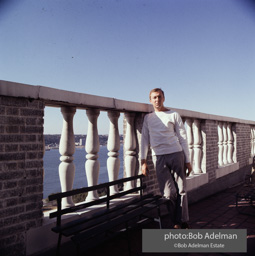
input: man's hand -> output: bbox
[141,159,149,176]
[186,162,192,176]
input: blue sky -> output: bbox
[1,0,255,134]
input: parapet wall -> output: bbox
[1,80,255,255]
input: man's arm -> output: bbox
[173,112,193,175]
[174,112,191,163]
[141,115,150,176]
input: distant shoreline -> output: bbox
[44,134,123,149]
[45,144,123,150]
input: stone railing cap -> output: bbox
[1,79,255,125]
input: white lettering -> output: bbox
[188,243,210,248]
[210,243,225,248]
[205,232,238,240]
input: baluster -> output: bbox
[193,119,202,173]
[227,123,234,164]
[124,112,136,190]
[251,128,254,157]
[85,109,100,201]
[185,119,194,172]
[253,127,255,156]
[107,111,120,195]
[59,106,76,207]
[223,122,228,165]
[218,122,223,166]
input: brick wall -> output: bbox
[201,119,219,182]
[234,123,251,168]
[0,96,44,256]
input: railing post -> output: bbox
[186,119,194,171]
[85,109,100,201]
[252,127,255,156]
[59,106,76,207]
[223,122,228,165]
[251,128,254,157]
[193,119,202,173]
[124,112,136,190]
[107,111,120,195]
[227,123,234,164]
[218,122,223,166]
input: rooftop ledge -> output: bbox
[1,79,255,124]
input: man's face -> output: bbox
[150,91,165,111]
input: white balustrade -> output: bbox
[107,111,120,195]
[218,122,224,166]
[185,119,194,170]
[222,123,228,165]
[59,106,76,207]
[85,109,100,201]
[227,123,234,164]
[193,119,202,173]
[124,113,136,190]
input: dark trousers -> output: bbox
[152,151,189,224]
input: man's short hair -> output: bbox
[149,88,165,99]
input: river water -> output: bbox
[43,145,123,199]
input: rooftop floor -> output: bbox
[39,183,255,256]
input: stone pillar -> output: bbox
[186,119,194,170]
[59,106,76,207]
[85,109,100,201]
[0,96,44,255]
[223,122,228,165]
[193,119,202,173]
[227,123,234,164]
[218,122,224,166]
[234,123,252,168]
[124,112,136,190]
[107,111,120,195]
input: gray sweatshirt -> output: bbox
[141,110,190,163]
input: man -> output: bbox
[141,88,192,229]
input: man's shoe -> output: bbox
[173,224,182,229]
[181,222,191,229]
